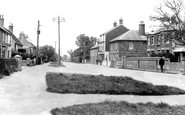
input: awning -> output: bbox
[173,46,185,52]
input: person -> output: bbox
[96,58,99,65]
[159,56,165,72]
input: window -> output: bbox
[115,43,118,50]
[147,37,150,45]
[151,36,154,45]
[157,35,160,44]
[129,42,134,50]
[161,35,165,44]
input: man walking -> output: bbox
[159,56,165,72]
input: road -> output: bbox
[0,62,185,115]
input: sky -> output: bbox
[0,0,160,55]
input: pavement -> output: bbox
[0,62,185,115]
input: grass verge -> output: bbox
[45,72,185,95]
[50,100,185,115]
[48,62,65,67]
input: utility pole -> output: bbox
[53,16,65,65]
[36,20,41,65]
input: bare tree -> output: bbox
[150,0,185,31]
[150,0,185,43]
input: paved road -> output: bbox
[0,62,185,115]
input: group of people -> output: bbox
[96,58,102,65]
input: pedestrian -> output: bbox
[159,56,165,72]
[96,58,98,65]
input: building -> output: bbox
[146,30,185,62]
[98,18,129,66]
[18,32,36,54]
[109,22,147,65]
[0,15,22,58]
[90,44,98,64]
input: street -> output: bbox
[1,62,185,115]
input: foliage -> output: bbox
[150,52,178,62]
[39,45,57,62]
[67,49,74,62]
[75,34,97,59]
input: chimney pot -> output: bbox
[119,18,123,25]
[113,21,117,27]
[9,23,13,32]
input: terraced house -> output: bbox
[98,18,129,66]
[0,15,22,58]
[147,30,185,62]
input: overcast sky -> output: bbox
[1,0,160,55]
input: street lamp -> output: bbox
[52,16,65,65]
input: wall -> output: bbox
[90,48,98,64]
[119,41,147,57]
[105,25,129,51]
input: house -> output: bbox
[109,22,147,66]
[0,15,23,58]
[90,44,98,64]
[146,30,185,62]
[98,18,129,66]
[18,32,36,54]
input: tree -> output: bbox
[150,0,185,30]
[67,49,74,62]
[39,45,57,62]
[150,0,185,44]
[75,34,96,60]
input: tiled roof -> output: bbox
[90,44,98,49]
[100,25,129,36]
[110,30,147,42]
[0,26,23,46]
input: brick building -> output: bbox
[147,30,185,62]
[98,18,129,66]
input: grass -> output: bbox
[45,72,185,95]
[50,100,185,115]
[48,62,65,67]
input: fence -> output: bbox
[111,57,185,73]
[0,58,18,75]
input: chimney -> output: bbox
[139,21,145,36]
[113,21,117,27]
[119,18,123,25]
[19,31,25,40]
[0,15,4,27]
[9,23,13,32]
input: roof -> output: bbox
[173,46,185,52]
[90,44,98,49]
[100,25,129,36]
[110,30,147,42]
[0,26,23,46]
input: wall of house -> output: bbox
[119,41,147,57]
[105,25,129,51]
[90,48,98,64]
[147,34,173,54]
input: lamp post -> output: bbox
[53,16,65,65]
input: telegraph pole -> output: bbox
[36,20,41,65]
[53,16,65,65]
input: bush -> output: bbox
[45,72,185,95]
